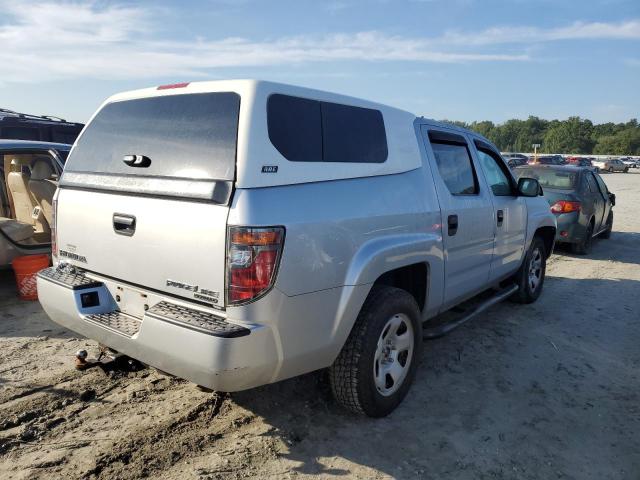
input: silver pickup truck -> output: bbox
[37,80,556,417]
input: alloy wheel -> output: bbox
[374,313,414,397]
[528,247,543,292]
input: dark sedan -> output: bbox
[515,165,615,254]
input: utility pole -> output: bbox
[532,143,541,162]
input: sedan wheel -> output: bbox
[572,222,594,255]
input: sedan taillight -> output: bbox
[550,200,581,214]
[226,226,285,306]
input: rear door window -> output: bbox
[1,127,40,140]
[593,173,609,196]
[51,127,82,144]
[66,92,240,181]
[584,173,598,193]
[428,131,479,195]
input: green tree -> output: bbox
[441,116,639,155]
[543,117,595,154]
[594,128,640,155]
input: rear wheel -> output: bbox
[511,236,546,304]
[624,167,629,173]
[329,286,422,417]
[572,221,594,255]
[600,212,613,239]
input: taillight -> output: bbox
[550,200,581,214]
[226,226,285,305]
[51,190,59,264]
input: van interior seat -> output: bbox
[0,217,34,243]
[29,160,57,226]
[7,158,50,233]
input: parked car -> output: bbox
[505,157,528,169]
[0,140,69,266]
[574,158,599,172]
[620,157,638,169]
[502,153,529,168]
[528,155,565,165]
[592,158,628,173]
[565,156,596,169]
[37,80,556,417]
[0,108,84,144]
[514,165,614,254]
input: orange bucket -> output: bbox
[11,254,50,301]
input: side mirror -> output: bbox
[517,177,541,197]
[609,192,616,206]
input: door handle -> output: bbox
[448,214,458,236]
[497,210,504,227]
[113,213,136,236]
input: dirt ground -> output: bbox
[1,172,639,480]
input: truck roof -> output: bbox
[106,79,416,118]
[86,79,425,188]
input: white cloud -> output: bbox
[439,20,640,46]
[0,1,638,83]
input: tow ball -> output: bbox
[74,346,142,372]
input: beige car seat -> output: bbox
[29,160,57,226]
[7,159,50,233]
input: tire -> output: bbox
[600,211,613,239]
[608,167,614,173]
[572,221,594,255]
[624,168,629,173]
[511,236,547,304]
[329,285,422,417]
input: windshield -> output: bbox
[65,92,240,181]
[516,168,578,190]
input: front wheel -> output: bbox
[329,286,422,417]
[608,167,614,173]
[511,236,547,304]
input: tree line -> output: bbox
[444,117,640,155]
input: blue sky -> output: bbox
[1,0,639,124]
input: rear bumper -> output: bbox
[37,268,279,391]
[553,213,586,244]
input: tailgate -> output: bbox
[54,90,242,308]
[56,188,228,307]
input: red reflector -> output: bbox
[560,231,569,237]
[157,82,190,90]
[550,201,580,214]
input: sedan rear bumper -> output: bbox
[554,212,587,244]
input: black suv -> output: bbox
[0,108,84,144]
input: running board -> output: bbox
[423,284,519,339]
